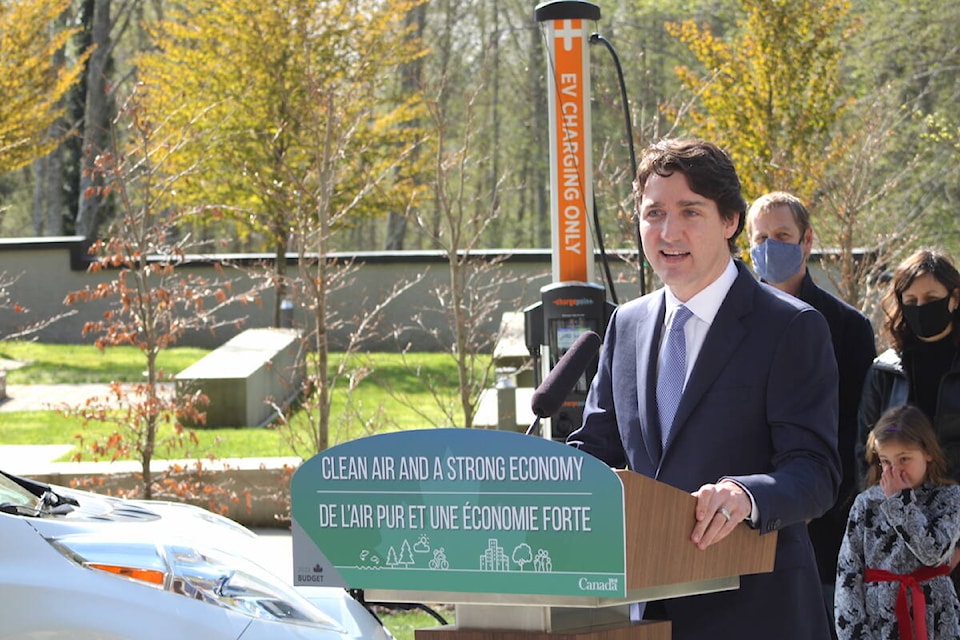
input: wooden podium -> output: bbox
[290,430,777,640]
[390,470,778,640]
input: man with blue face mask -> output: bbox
[747,191,877,639]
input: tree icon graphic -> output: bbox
[398,539,415,567]
[512,543,533,571]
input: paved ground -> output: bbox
[0,382,175,413]
[0,384,109,470]
[0,444,75,473]
[1,383,98,412]
[0,383,152,470]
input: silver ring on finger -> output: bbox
[718,506,732,522]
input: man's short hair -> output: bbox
[747,191,811,238]
[634,138,747,253]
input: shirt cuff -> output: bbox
[722,477,759,527]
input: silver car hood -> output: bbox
[27,483,261,556]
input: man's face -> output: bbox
[638,171,738,302]
[748,203,809,253]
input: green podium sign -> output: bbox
[291,429,626,598]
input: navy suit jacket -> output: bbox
[569,261,840,640]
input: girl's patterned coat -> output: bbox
[835,483,960,639]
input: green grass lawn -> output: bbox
[0,342,210,384]
[376,605,454,640]
[0,341,481,462]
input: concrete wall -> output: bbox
[0,236,850,352]
[0,237,645,351]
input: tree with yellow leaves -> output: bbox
[665,2,960,309]
[137,0,426,322]
[0,0,89,174]
[137,0,428,453]
[666,0,855,202]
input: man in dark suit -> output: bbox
[747,191,876,638]
[568,139,840,640]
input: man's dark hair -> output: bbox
[634,138,747,253]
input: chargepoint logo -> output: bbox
[578,577,619,592]
[553,297,595,308]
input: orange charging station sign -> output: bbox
[545,18,594,284]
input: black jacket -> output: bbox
[856,346,960,484]
[797,271,876,585]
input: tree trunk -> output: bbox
[384,211,407,251]
[31,6,70,237]
[45,148,65,236]
[273,237,287,327]
[384,3,427,251]
[31,146,66,237]
[32,158,45,236]
[76,0,111,239]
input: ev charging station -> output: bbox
[525,1,616,442]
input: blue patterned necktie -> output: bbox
[657,305,693,447]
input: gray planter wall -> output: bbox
[0,237,644,351]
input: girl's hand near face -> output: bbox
[879,462,911,497]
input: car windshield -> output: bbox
[0,472,42,513]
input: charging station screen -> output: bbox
[551,319,597,356]
[556,325,591,352]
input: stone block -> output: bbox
[176,328,304,428]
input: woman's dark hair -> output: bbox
[633,138,747,254]
[864,404,953,487]
[882,249,960,351]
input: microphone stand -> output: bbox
[525,416,542,437]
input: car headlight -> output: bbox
[48,535,344,631]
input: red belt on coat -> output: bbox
[864,564,951,640]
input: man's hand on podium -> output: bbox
[690,480,752,550]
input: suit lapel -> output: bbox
[660,266,753,462]
[635,292,666,470]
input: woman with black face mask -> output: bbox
[855,249,960,487]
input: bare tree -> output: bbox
[269,81,425,455]
[399,85,525,429]
[62,84,263,500]
[813,85,960,316]
[31,5,69,237]
[384,2,427,251]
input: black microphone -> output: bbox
[527,330,601,435]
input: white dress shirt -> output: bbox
[658,259,738,388]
